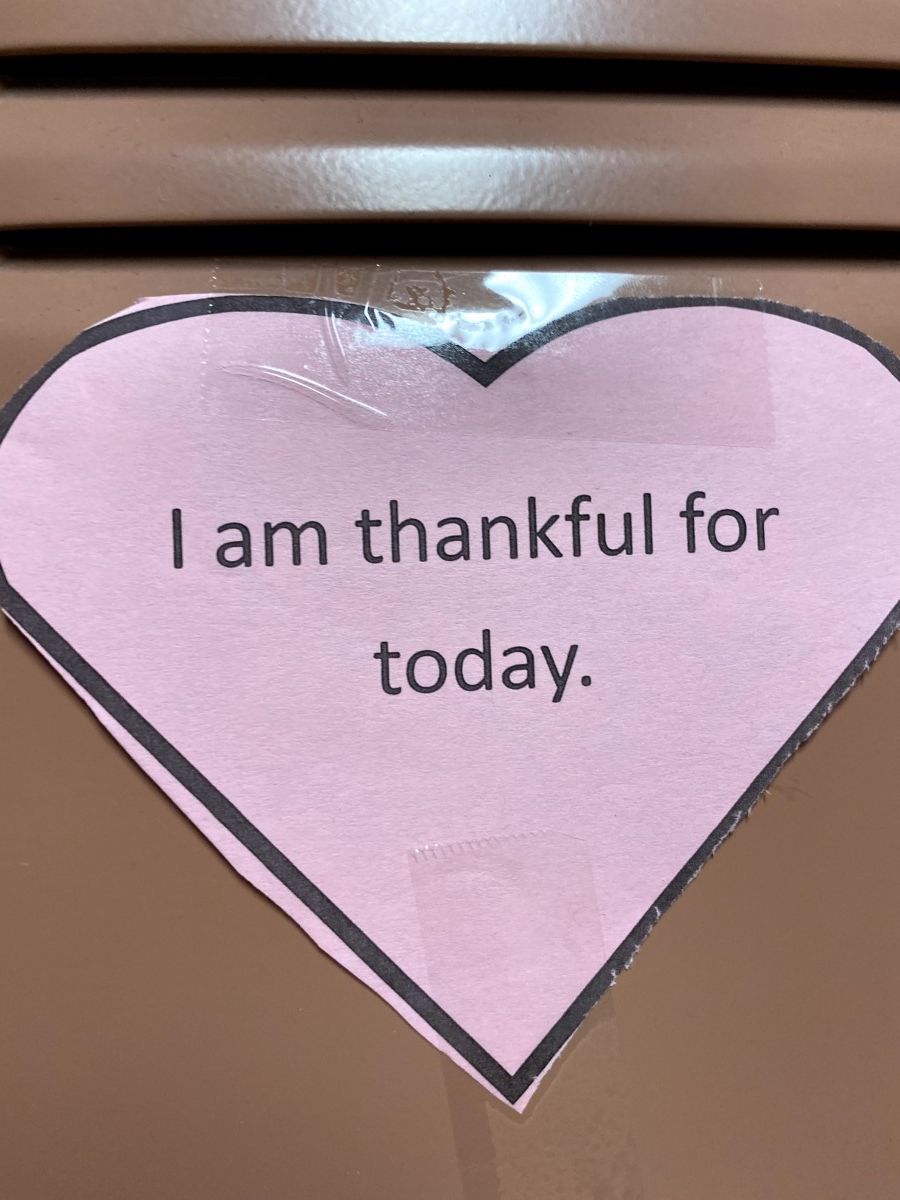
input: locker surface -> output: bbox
[2,92,900,229]
[3,0,900,66]
[2,258,900,1200]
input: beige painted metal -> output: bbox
[1,92,900,229]
[2,0,900,66]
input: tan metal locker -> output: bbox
[2,0,900,64]
[2,13,900,1200]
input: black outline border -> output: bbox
[2,294,898,1103]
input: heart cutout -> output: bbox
[2,295,899,1105]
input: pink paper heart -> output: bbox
[1,295,898,1105]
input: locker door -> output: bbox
[2,21,900,1200]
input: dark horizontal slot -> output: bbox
[3,221,900,261]
[3,51,900,102]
